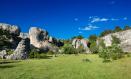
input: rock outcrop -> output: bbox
[6,38,30,60]
[0,23,20,36]
[29,27,61,52]
[19,32,29,39]
[101,29,131,52]
[0,23,21,49]
[72,39,91,53]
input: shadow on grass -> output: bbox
[103,60,111,63]
[30,55,53,59]
[0,60,21,64]
[82,58,92,63]
[0,65,15,68]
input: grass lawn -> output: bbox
[0,54,131,79]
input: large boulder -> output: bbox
[101,29,131,52]
[6,38,30,60]
[72,39,91,53]
[29,27,59,52]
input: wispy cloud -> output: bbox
[78,16,128,31]
[89,16,127,23]
[90,17,109,23]
[79,24,99,31]
[79,31,82,33]
[123,17,128,20]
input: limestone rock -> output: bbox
[6,38,30,60]
[0,50,7,59]
[0,23,20,36]
[19,32,29,39]
[101,29,131,52]
[72,39,91,53]
[29,27,60,52]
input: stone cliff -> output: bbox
[101,29,131,52]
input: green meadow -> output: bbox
[0,54,131,79]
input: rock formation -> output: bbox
[0,23,21,49]
[0,50,7,59]
[101,29,131,52]
[29,27,62,52]
[6,38,30,60]
[0,23,20,36]
[19,32,29,39]
[72,39,91,53]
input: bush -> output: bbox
[89,42,99,54]
[61,44,78,54]
[99,44,124,61]
[98,36,124,61]
[6,49,14,55]
[29,48,49,59]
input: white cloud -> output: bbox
[123,17,128,20]
[74,18,79,21]
[89,16,128,23]
[79,31,82,33]
[79,24,99,31]
[90,17,109,23]
[111,18,119,21]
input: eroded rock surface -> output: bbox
[6,38,30,60]
[72,39,91,53]
[101,29,131,52]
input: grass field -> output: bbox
[0,54,131,79]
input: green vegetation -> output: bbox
[61,44,79,54]
[0,29,12,49]
[114,26,122,32]
[98,36,124,62]
[0,54,131,79]
[99,26,131,37]
[71,35,84,39]
[100,30,113,37]
[88,35,99,53]
[124,25,131,30]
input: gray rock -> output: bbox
[72,39,91,53]
[19,32,29,39]
[29,27,59,52]
[0,50,7,59]
[0,23,20,36]
[101,29,131,52]
[6,38,30,60]
[0,23,21,49]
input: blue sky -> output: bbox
[0,0,131,39]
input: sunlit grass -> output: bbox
[0,54,131,79]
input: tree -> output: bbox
[114,26,122,32]
[99,30,113,37]
[88,34,97,43]
[124,26,131,30]
[88,35,98,53]
[72,35,84,39]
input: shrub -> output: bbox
[99,30,113,37]
[89,42,99,54]
[111,35,120,44]
[6,49,14,55]
[124,26,131,30]
[98,36,124,61]
[114,26,122,32]
[61,44,78,54]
